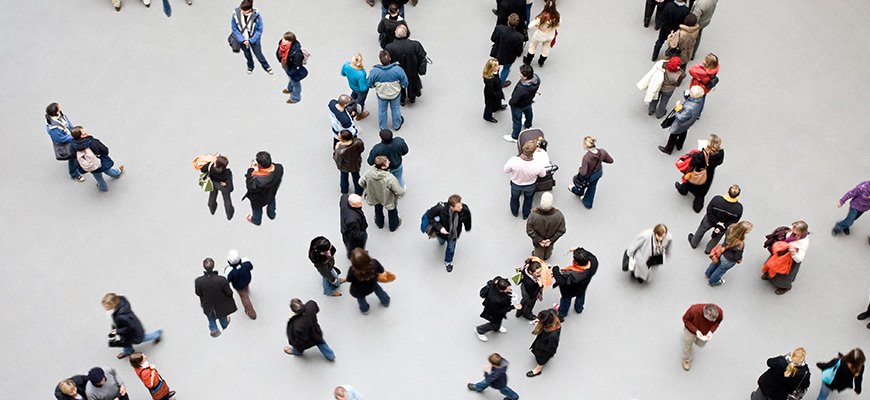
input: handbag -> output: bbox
[661,108,676,128]
[683,151,709,185]
[377,271,396,283]
[787,370,809,400]
[418,56,432,76]
[228,34,241,53]
[708,244,728,263]
[622,251,636,271]
[646,236,664,267]
[53,141,73,160]
[198,171,214,192]
[821,360,841,385]
[510,267,523,285]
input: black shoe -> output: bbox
[676,145,683,151]
[858,312,870,320]
[526,370,542,377]
[499,104,507,110]
[167,391,176,398]
[522,53,534,66]
[636,277,644,284]
[537,56,547,67]
[658,146,672,155]
[484,117,498,123]
[409,97,416,104]
[688,233,698,249]
[866,321,870,329]
[832,228,839,236]
[844,228,851,235]
[446,263,453,272]
[400,99,406,106]
[491,8,497,15]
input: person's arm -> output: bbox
[854,365,863,394]
[526,217,545,243]
[399,139,409,156]
[349,221,367,242]
[357,71,369,91]
[223,280,234,297]
[551,213,567,242]
[399,69,409,88]
[490,26,499,44]
[682,307,699,333]
[463,206,472,231]
[108,367,124,387]
[626,231,647,258]
[358,174,367,190]
[46,125,72,143]
[503,158,515,174]
[226,169,234,192]
[601,149,614,164]
[391,176,405,197]
[577,154,590,176]
[839,183,865,206]
[231,13,245,43]
[250,14,263,43]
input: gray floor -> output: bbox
[3,0,870,399]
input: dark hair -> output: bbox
[507,13,520,28]
[844,348,866,376]
[239,0,253,11]
[488,353,503,366]
[203,257,215,271]
[71,126,84,140]
[214,155,229,171]
[572,248,590,265]
[256,151,272,168]
[290,298,304,314]
[683,13,697,27]
[494,277,510,291]
[350,248,376,281]
[447,194,462,207]
[728,185,741,198]
[525,258,541,272]
[388,3,398,13]
[283,31,296,42]
[374,155,389,169]
[339,129,354,141]
[45,102,60,123]
[519,64,534,79]
[379,50,392,65]
[129,352,145,368]
[308,236,333,263]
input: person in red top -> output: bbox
[129,352,175,400]
[688,53,719,118]
[681,303,722,371]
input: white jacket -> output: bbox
[636,60,666,104]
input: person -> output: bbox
[643,0,673,29]
[341,54,372,119]
[624,224,673,284]
[194,257,237,338]
[377,4,408,49]
[646,57,686,118]
[283,299,335,361]
[380,0,408,18]
[333,385,363,400]
[276,31,307,104]
[516,257,548,320]
[200,154,234,220]
[44,103,85,182]
[688,184,743,253]
[490,13,525,88]
[526,192,566,260]
[689,0,717,59]
[466,353,520,400]
[70,126,124,192]
[688,53,719,117]
[476,276,520,341]
[367,50,408,130]
[346,248,390,314]
[762,221,810,295]
[681,303,723,371]
[85,367,127,400]
[359,155,405,231]
[231,0,273,75]
[657,85,704,155]
[482,58,507,123]
[504,64,540,143]
[129,353,175,400]
[504,140,546,219]
[308,236,343,297]
[340,194,369,259]
[815,349,865,400]
[751,348,811,400]
[224,249,256,319]
[426,194,472,272]
[526,308,561,377]
[101,293,162,359]
[832,180,870,236]
[665,14,699,67]
[242,151,284,225]
[675,134,725,212]
[55,375,88,400]
[524,1,560,67]
[496,0,527,37]
[367,129,408,188]
[328,95,361,147]
[652,0,689,61]
[704,220,753,287]
[385,24,427,105]
[552,247,599,320]
[334,130,365,195]
[568,136,614,208]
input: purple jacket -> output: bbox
[841,181,870,212]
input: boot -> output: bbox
[537,56,547,67]
[522,53,534,66]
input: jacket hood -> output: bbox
[373,62,400,70]
[520,74,540,89]
[115,296,132,315]
[368,168,391,180]
[72,136,92,150]
[680,24,700,34]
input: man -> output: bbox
[85,367,127,400]
[503,64,539,143]
[334,130,365,195]
[367,50,408,131]
[690,0,717,59]
[340,194,369,259]
[681,303,723,371]
[651,0,689,61]
[195,258,238,338]
[55,375,88,400]
[377,3,408,49]
[243,151,284,225]
[333,385,363,400]
[490,13,525,87]
[832,180,870,236]
[380,0,408,18]
[385,25,427,105]
[231,0,273,75]
[658,85,704,154]
[367,129,409,188]
[496,0,527,36]
[688,185,743,254]
[643,0,673,29]
[552,247,598,320]
[284,299,335,361]
[359,156,405,232]
[426,194,472,272]
[70,126,124,192]
[526,192,566,260]
[224,249,256,320]
[44,103,85,182]
[328,95,361,147]
[504,140,546,219]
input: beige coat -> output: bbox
[667,24,700,65]
[359,167,404,210]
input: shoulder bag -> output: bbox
[787,370,809,400]
[646,236,664,267]
[377,271,396,283]
[683,151,708,185]
[661,108,676,128]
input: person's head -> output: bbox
[519,64,534,80]
[289,298,304,314]
[255,151,272,169]
[337,94,353,108]
[350,248,375,280]
[379,129,394,144]
[379,50,392,66]
[214,155,229,172]
[494,277,511,292]
[129,352,146,368]
[703,304,719,321]
[844,348,866,376]
[583,136,596,151]
[725,221,753,247]
[488,353,503,367]
[70,126,85,140]
[791,220,809,236]
[507,13,520,28]
[395,24,408,39]
[283,31,296,44]
[704,53,719,70]
[525,258,542,274]
[226,249,240,266]
[653,224,668,242]
[351,53,364,69]
[448,194,463,212]
[388,3,399,15]
[683,13,697,27]
[483,58,500,79]
[308,236,332,260]
[521,140,537,158]
[58,379,78,396]
[572,248,591,266]
[45,102,61,123]
[538,1,560,25]
[339,129,354,142]
[374,155,390,170]
[666,56,681,72]
[87,367,106,386]
[539,192,553,211]
[239,0,253,12]
[689,85,705,99]
[784,347,807,378]
[706,134,722,154]
[532,309,556,334]
[727,184,741,198]
[334,386,348,400]
[102,293,119,311]
[348,193,363,208]
[536,137,548,151]
[203,257,215,272]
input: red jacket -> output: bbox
[682,303,723,334]
[134,366,171,400]
[689,63,720,94]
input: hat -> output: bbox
[379,129,394,143]
[226,249,240,266]
[87,367,105,385]
[539,192,553,211]
[666,57,681,72]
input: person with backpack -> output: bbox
[242,151,284,225]
[44,103,85,183]
[70,126,124,192]
[224,249,256,319]
[704,220,752,287]
[128,353,175,400]
[334,130,365,195]
[476,276,520,341]
[276,31,307,104]
[675,134,724,212]
[231,0,273,75]
[377,4,408,49]
[552,247,599,320]
[200,154,234,220]
[284,299,335,361]
[751,347,811,400]
[425,194,472,272]
[815,348,865,400]
[688,53,719,117]
[832,180,870,236]
[341,53,372,120]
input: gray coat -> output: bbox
[85,367,124,400]
[626,229,673,282]
[359,167,404,210]
[669,97,702,135]
[691,0,718,29]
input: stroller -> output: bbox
[516,128,559,192]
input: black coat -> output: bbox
[426,201,472,241]
[377,15,409,49]
[286,300,325,350]
[55,375,88,400]
[194,271,238,318]
[757,356,811,400]
[479,279,515,323]
[658,2,690,36]
[347,259,385,298]
[385,37,427,98]
[490,24,524,65]
[530,326,561,364]
[520,269,542,300]
[112,296,144,346]
[243,163,284,208]
[381,0,408,7]
[686,149,724,197]
[340,195,369,251]
[484,76,505,112]
[72,136,114,173]
[818,355,864,393]
[509,75,540,108]
[201,162,233,192]
[496,0,527,35]
[552,253,599,298]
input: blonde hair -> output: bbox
[583,136,596,149]
[784,347,806,378]
[704,53,719,70]
[59,379,76,395]
[791,220,809,236]
[725,221,753,247]
[483,58,499,79]
[706,134,722,153]
[102,293,119,309]
[351,53,363,68]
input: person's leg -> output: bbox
[540,39,552,57]
[542,244,554,260]
[207,311,219,332]
[652,33,667,61]
[697,95,706,118]
[476,320,500,334]
[67,159,81,179]
[558,297,570,318]
[339,171,350,194]
[373,283,391,306]
[524,2,532,27]
[374,204,385,229]
[682,328,695,363]
[581,174,601,209]
[218,315,229,329]
[522,105,533,128]
[644,0,656,27]
[377,97,388,130]
[250,206,263,225]
[389,97,403,129]
[161,0,171,16]
[532,245,546,259]
[692,191,706,213]
[390,164,404,189]
[691,29,703,60]
[316,340,336,360]
[661,133,679,153]
[356,89,369,112]
[141,329,162,343]
[500,386,520,400]
[648,97,659,116]
[675,131,687,150]
[290,79,302,103]
[521,183,536,219]
[510,106,523,139]
[352,171,363,195]
[322,275,335,295]
[266,200,276,220]
[704,227,726,254]
[237,286,256,318]
[220,185,234,220]
[484,107,495,121]
[444,238,457,263]
[573,292,586,313]
[816,383,832,400]
[92,172,108,192]
[834,207,863,233]
[251,42,271,70]
[519,285,536,319]
[356,296,370,313]
[472,380,490,392]
[704,261,718,279]
[689,217,714,248]
[707,258,736,285]
[381,5,387,17]
[241,44,255,71]
[207,189,219,215]
[656,90,674,118]
[509,181,522,217]
[500,63,512,84]
[387,207,399,231]
[122,345,135,356]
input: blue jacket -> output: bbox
[669,96,702,135]
[231,8,263,44]
[276,41,308,81]
[367,63,408,89]
[341,62,369,92]
[225,258,254,290]
[484,359,510,389]
[46,115,74,144]
[71,136,114,173]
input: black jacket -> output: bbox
[496,0,527,35]
[818,354,864,393]
[112,296,144,346]
[552,252,599,298]
[55,375,88,400]
[530,326,561,360]
[520,268,542,300]
[426,201,472,241]
[490,24,524,65]
[703,195,743,227]
[484,76,505,112]
[201,162,233,192]
[381,0,408,7]
[509,75,540,108]
[286,300,325,350]
[658,1,690,36]
[243,163,284,208]
[686,149,724,194]
[194,271,238,318]
[377,15,409,49]
[72,136,114,173]
[339,194,369,246]
[347,259,385,298]
[385,37,427,98]
[479,277,515,323]
[757,356,811,400]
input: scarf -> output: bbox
[278,41,292,63]
[448,207,460,240]
[252,164,274,177]
[548,318,561,332]
[785,231,806,243]
[723,193,738,203]
[561,261,590,273]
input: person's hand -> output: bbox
[220,182,227,186]
[838,202,844,208]
[515,304,523,310]
[243,40,250,46]
[440,227,448,235]
[705,331,714,341]
[568,246,578,252]
[695,330,704,340]
[110,329,117,335]
[119,386,126,396]
[788,247,797,255]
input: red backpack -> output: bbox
[675,149,700,173]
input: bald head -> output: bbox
[395,24,408,39]
[334,386,347,400]
[348,194,363,208]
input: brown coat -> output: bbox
[667,24,699,65]
[333,138,365,173]
[661,68,687,93]
[526,208,567,244]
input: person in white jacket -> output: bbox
[623,224,673,284]
[638,56,686,118]
[523,1,560,67]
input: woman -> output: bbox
[308,236,342,297]
[658,85,704,155]
[815,348,865,400]
[763,221,810,295]
[751,348,811,400]
[129,352,175,400]
[201,154,234,220]
[688,53,719,118]
[102,293,162,359]
[523,1,560,67]
[665,14,699,67]
[276,31,308,104]
[526,309,561,377]
[676,134,724,213]
[341,53,371,119]
[705,221,753,286]
[568,136,614,209]
[346,248,391,314]
[483,58,506,123]
[647,57,686,119]
[516,257,544,320]
[44,103,85,182]
[624,224,672,284]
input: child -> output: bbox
[466,353,520,400]
[129,352,175,400]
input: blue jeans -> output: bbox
[377,96,402,130]
[351,89,369,112]
[356,283,390,313]
[92,167,122,192]
[472,380,519,400]
[121,329,162,355]
[161,0,171,16]
[67,158,81,179]
[705,256,736,285]
[374,204,400,231]
[241,41,271,71]
[816,383,832,400]
[290,339,335,360]
[437,237,458,263]
[510,104,533,139]
[697,94,707,118]
[390,164,404,189]
[285,78,302,103]
[570,169,603,209]
[499,62,512,84]
[340,171,363,195]
[510,181,536,218]
[834,206,864,232]
[322,268,340,295]
[525,3,532,28]
[250,200,276,225]
[558,292,586,317]
[381,5,404,18]
[207,311,230,332]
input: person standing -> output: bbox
[85,367,127,400]
[367,129,408,188]
[359,155,405,231]
[552,247,598,320]
[194,257,237,338]
[70,126,124,192]
[328,95,361,147]
[334,130,365,195]
[333,386,363,400]
[504,140,546,219]
[762,221,810,295]
[341,54,372,120]
[568,136,614,208]
[377,4,408,49]
[426,194,472,272]
[646,57,686,118]
[624,224,672,284]
[832,180,870,236]
[283,299,335,361]
[657,85,704,155]
[751,348,811,400]
[201,154,234,220]
[385,25,427,105]
[504,64,539,143]
[308,237,343,297]
[526,192,566,260]
[482,58,507,123]
[681,303,723,371]
[129,353,175,400]
[476,276,520,341]
[524,1,560,67]
[675,134,725,212]
[367,50,408,131]
[466,353,520,400]
[55,376,88,400]
[224,249,256,319]
[243,151,284,225]
[231,0,273,75]
[690,0,717,60]
[340,194,369,259]
[652,0,689,61]
[44,103,85,182]
[276,31,307,104]
[644,0,673,29]
[705,221,753,287]
[102,293,162,359]
[688,184,743,253]
[688,53,719,117]
[346,248,391,314]
[380,0,408,18]
[665,14,699,67]
[490,14,525,88]
[496,0,527,36]
[526,308,561,377]
[516,257,547,320]
[815,349,865,400]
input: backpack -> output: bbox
[300,47,311,65]
[705,75,720,90]
[675,149,700,173]
[479,281,492,298]
[76,147,102,172]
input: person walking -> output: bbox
[832,180,870,236]
[367,129,408,188]
[526,192,566,260]
[568,136,614,208]
[657,85,704,155]
[476,276,520,341]
[652,0,689,61]
[815,349,865,400]
[283,299,335,361]
[523,1,560,67]
[751,348,811,400]
[482,58,507,123]
[675,134,725,212]
[129,353,175,400]
[688,53,719,117]
[504,64,540,143]
[385,25,427,105]
[44,103,85,182]
[644,57,686,118]
[101,293,162,359]
[340,194,369,259]
[426,194,472,272]
[346,248,391,314]
[690,0,718,60]
[328,95,361,147]
[359,155,405,231]
[224,249,256,319]
[467,353,520,400]
[552,247,599,320]
[334,130,365,195]
[665,14,699,67]
[85,367,128,400]
[341,54,371,120]
[243,151,284,225]
[308,236,343,297]
[688,184,743,253]
[490,13,525,88]
[200,154,234,220]
[70,126,124,192]
[762,221,810,295]
[516,256,548,320]
[377,4,408,49]
[194,257,237,338]
[504,140,546,219]
[704,220,753,287]
[55,375,88,400]
[231,0,273,75]
[624,224,672,284]
[276,31,307,104]
[681,303,722,371]
[526,308,561,378]
[367,50,408,130]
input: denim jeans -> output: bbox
[290,339,335,360]
[285,78,302,103]
[207,311,230,332]
[525,3,532,27]
[67,158,81,179]
[356,283,390,313]
[121,329,162,355]
[351,89,369,112]
[390,164,404,189]
[834,206,864,232]
[705,256,736,285]
[510,104,533,139]
[697,94,707,118]
[472,380,519,400]
[377,96,402,130]
[570,169,603,209]
[250,200,276,225]
[510,181,536,218]
[374,204,400,231]
[241,41,271,71]
[558,292,586,317]
[161,0,171,16]
[437,237,458,263]
[92,167,122,192]
[340,171,363,195]
[816,383,832,400]
[499,62,513,84]
[322,268,341,295]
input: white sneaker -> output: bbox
[142,0,150,5]
[503,135,518,143]
[498,326,507,334]
[475,329,488,342]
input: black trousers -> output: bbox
[208,184,234,220]
[476,319,503,334]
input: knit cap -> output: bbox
[87,367,105,385]
[667,57,681,72]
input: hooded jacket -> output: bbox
[111,296,144,346]
[72,136,114,173]
[367,62,408,100]
[484,358,511,389]
[509,74,540,108]
[359,167,405,210]
[286,300,325,351]
[243,163,284,209]
[667,24,699,65]
[224,257,253,290]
